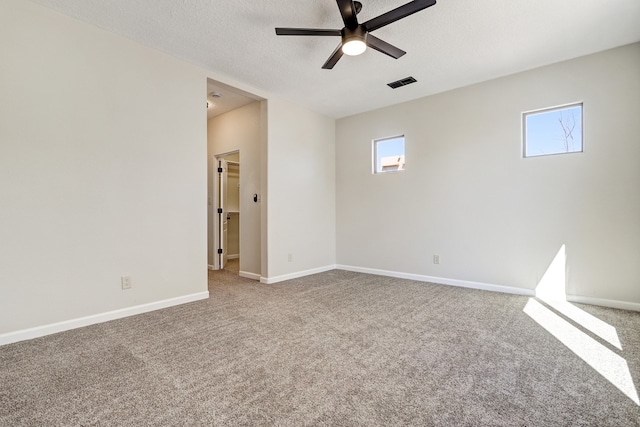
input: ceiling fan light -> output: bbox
[342,39,366,56]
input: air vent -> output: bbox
[387,76,417,89]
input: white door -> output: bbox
[217,158,228,269]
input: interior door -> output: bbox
[218,158,228,269]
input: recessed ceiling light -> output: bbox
[210,91,222,98]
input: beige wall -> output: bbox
[208,102,262,277]
[336,43,640,305]
[0,0,209,335]
[266,98,336,281]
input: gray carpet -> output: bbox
[1,269,639,426]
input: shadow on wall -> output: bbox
[523,245,639,405]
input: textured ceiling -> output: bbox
[28,0,640,118]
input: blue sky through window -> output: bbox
[375,136,405,173]
[524,104,582,157]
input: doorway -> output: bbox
[205,77,264,281]
[213,151,240,273]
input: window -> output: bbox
[523,103,583,158]
[373,135,405,174]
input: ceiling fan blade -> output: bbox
[363,0,436,32]
[366,34,406,59]
[275,28,342,36]
[322,43,345,69]
[336,0,359,30]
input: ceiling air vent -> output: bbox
[387,76,417,89]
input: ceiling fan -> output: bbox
[275,0,437,69]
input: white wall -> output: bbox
[0,0,208,336]
[265,98,336,281]
[208,102,262,277]
[336,43,640,305]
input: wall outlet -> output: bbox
[433,255,440,265]
[121,275,132,290]
[288,253,293,262]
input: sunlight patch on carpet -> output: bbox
[527,244,638,405]
[524,298,638,405]
[535,245,621,349]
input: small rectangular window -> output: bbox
[523,103,583,158]
[373,136,405,174]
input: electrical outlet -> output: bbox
[121,275,132,290]
[288,253,293,262]
[433,255,440,265]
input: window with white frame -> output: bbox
[523,103,583,158]
[373,136,405,174]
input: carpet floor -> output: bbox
[1,269,639,426]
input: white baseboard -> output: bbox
[336,265,535,297]
[228,254,239,260]
[239,271,260,281]
[208,264,215,270]
[0,291,210,346]
[261,265,337,285]
[567,295,640,312]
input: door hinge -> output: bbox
[217,249,223,254]
[217,208,223,214]
[217,167,223,173]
